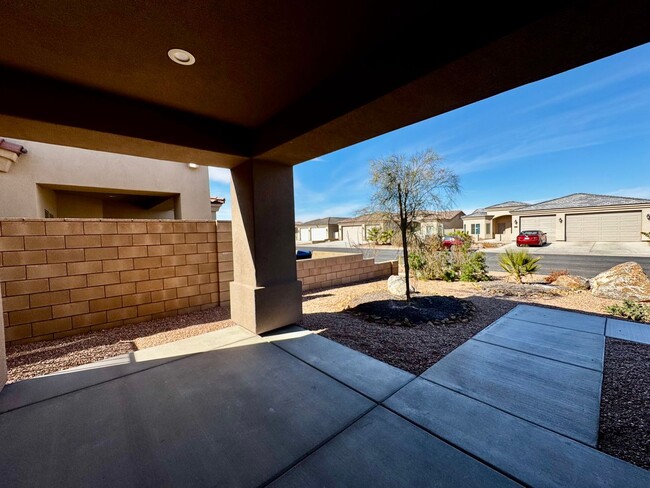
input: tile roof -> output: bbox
[299,217,348,226]
[519,193,650,211]
[461,208,489,219]
[485,200,528,209]
[338,213,387,225]
[417,210,465,221]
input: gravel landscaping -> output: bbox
[599,338,650,470]
[6,307,234,383]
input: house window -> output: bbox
[425,225,435,236]
[463,224,466,232]
[471,223,481,235]
[486,223,491,235]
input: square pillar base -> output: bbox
[230,280,302,335]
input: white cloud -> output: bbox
[208,167,231,184]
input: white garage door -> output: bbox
[566,212,641,242]
[311,227,328,241]
[299,228,310,242]
[342,225,364,244]
[520,215,556,242]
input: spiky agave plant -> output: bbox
[499,249,541,284]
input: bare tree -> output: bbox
[368,149,460,300]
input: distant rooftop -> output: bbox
[485,200,528,209]
[299,217,348,226]
[462,208,489,219]
[519,193,650,212]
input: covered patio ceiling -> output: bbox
[0,1,648,168]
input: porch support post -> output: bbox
[229,159,302,334]
[1,287,7,391]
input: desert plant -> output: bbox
[460,251,489,282]
[366,226,381,244]
[499,249,541,284]
[545,269,569,284]
[379,229,395,245]
[606,300,650,322]
[408,252,426,272]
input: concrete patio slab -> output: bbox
[264,326,415,402]
[474,317,605,370]
[132,325,256,361]
[0,325,255,414]
[271,406,521,487]
[384,379,650,488]
[421,339,602,445]
[606,318,650,345]
[0,342,374,487]
[505,304,606,335]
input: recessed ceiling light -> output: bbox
[168,48,195,66]
[188,163,199,169]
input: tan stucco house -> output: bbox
[0,138,212,220]
[296,217,347,242]
[463,194,650,242]
[339,210,465,244]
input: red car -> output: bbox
[442,235,463,249]
[516,230,547,247]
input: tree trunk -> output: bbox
[401,220,410,301]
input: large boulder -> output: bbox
[555,275,590,291]
[387,275,415,297]
[590,262,650,301]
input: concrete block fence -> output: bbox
[0,218,394,345]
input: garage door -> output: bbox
[520,215,556,242]
[342,225,363,244]
[299,228,310,242]
[311,227,328,241]
[566,212,641,242]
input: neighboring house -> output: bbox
[0,137,212,219]
[417,210,465,237]
[338,213,387,245]
[339,210,465,244]
[463,194,650,242]
[297,217,347,242]
[462,201,527,241]
[210,197,226,220]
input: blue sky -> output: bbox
[210,43,650,222]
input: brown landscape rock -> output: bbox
[590,262,650,301]
[555,275,590,291]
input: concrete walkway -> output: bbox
[0,307,648,487]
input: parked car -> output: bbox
[516,230,547,247]
[296,249,312,260]
[442,235,464,249]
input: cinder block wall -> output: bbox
[297,253,396,291]
[0,219,232,345]
[0,219,392,346]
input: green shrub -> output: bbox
[379,229,394,245]
[499,249,540,284]
[606,300,650,322]
[408,252,426,271]
[367,227,394,245]
[460,251,489,282]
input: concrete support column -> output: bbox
[1,287,7,391]
[229,159,302,334]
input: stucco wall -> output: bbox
[0,138,211,219]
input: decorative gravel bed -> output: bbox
[6,307,234,383]
[598,338,650,470]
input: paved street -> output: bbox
[299,245,650,278]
